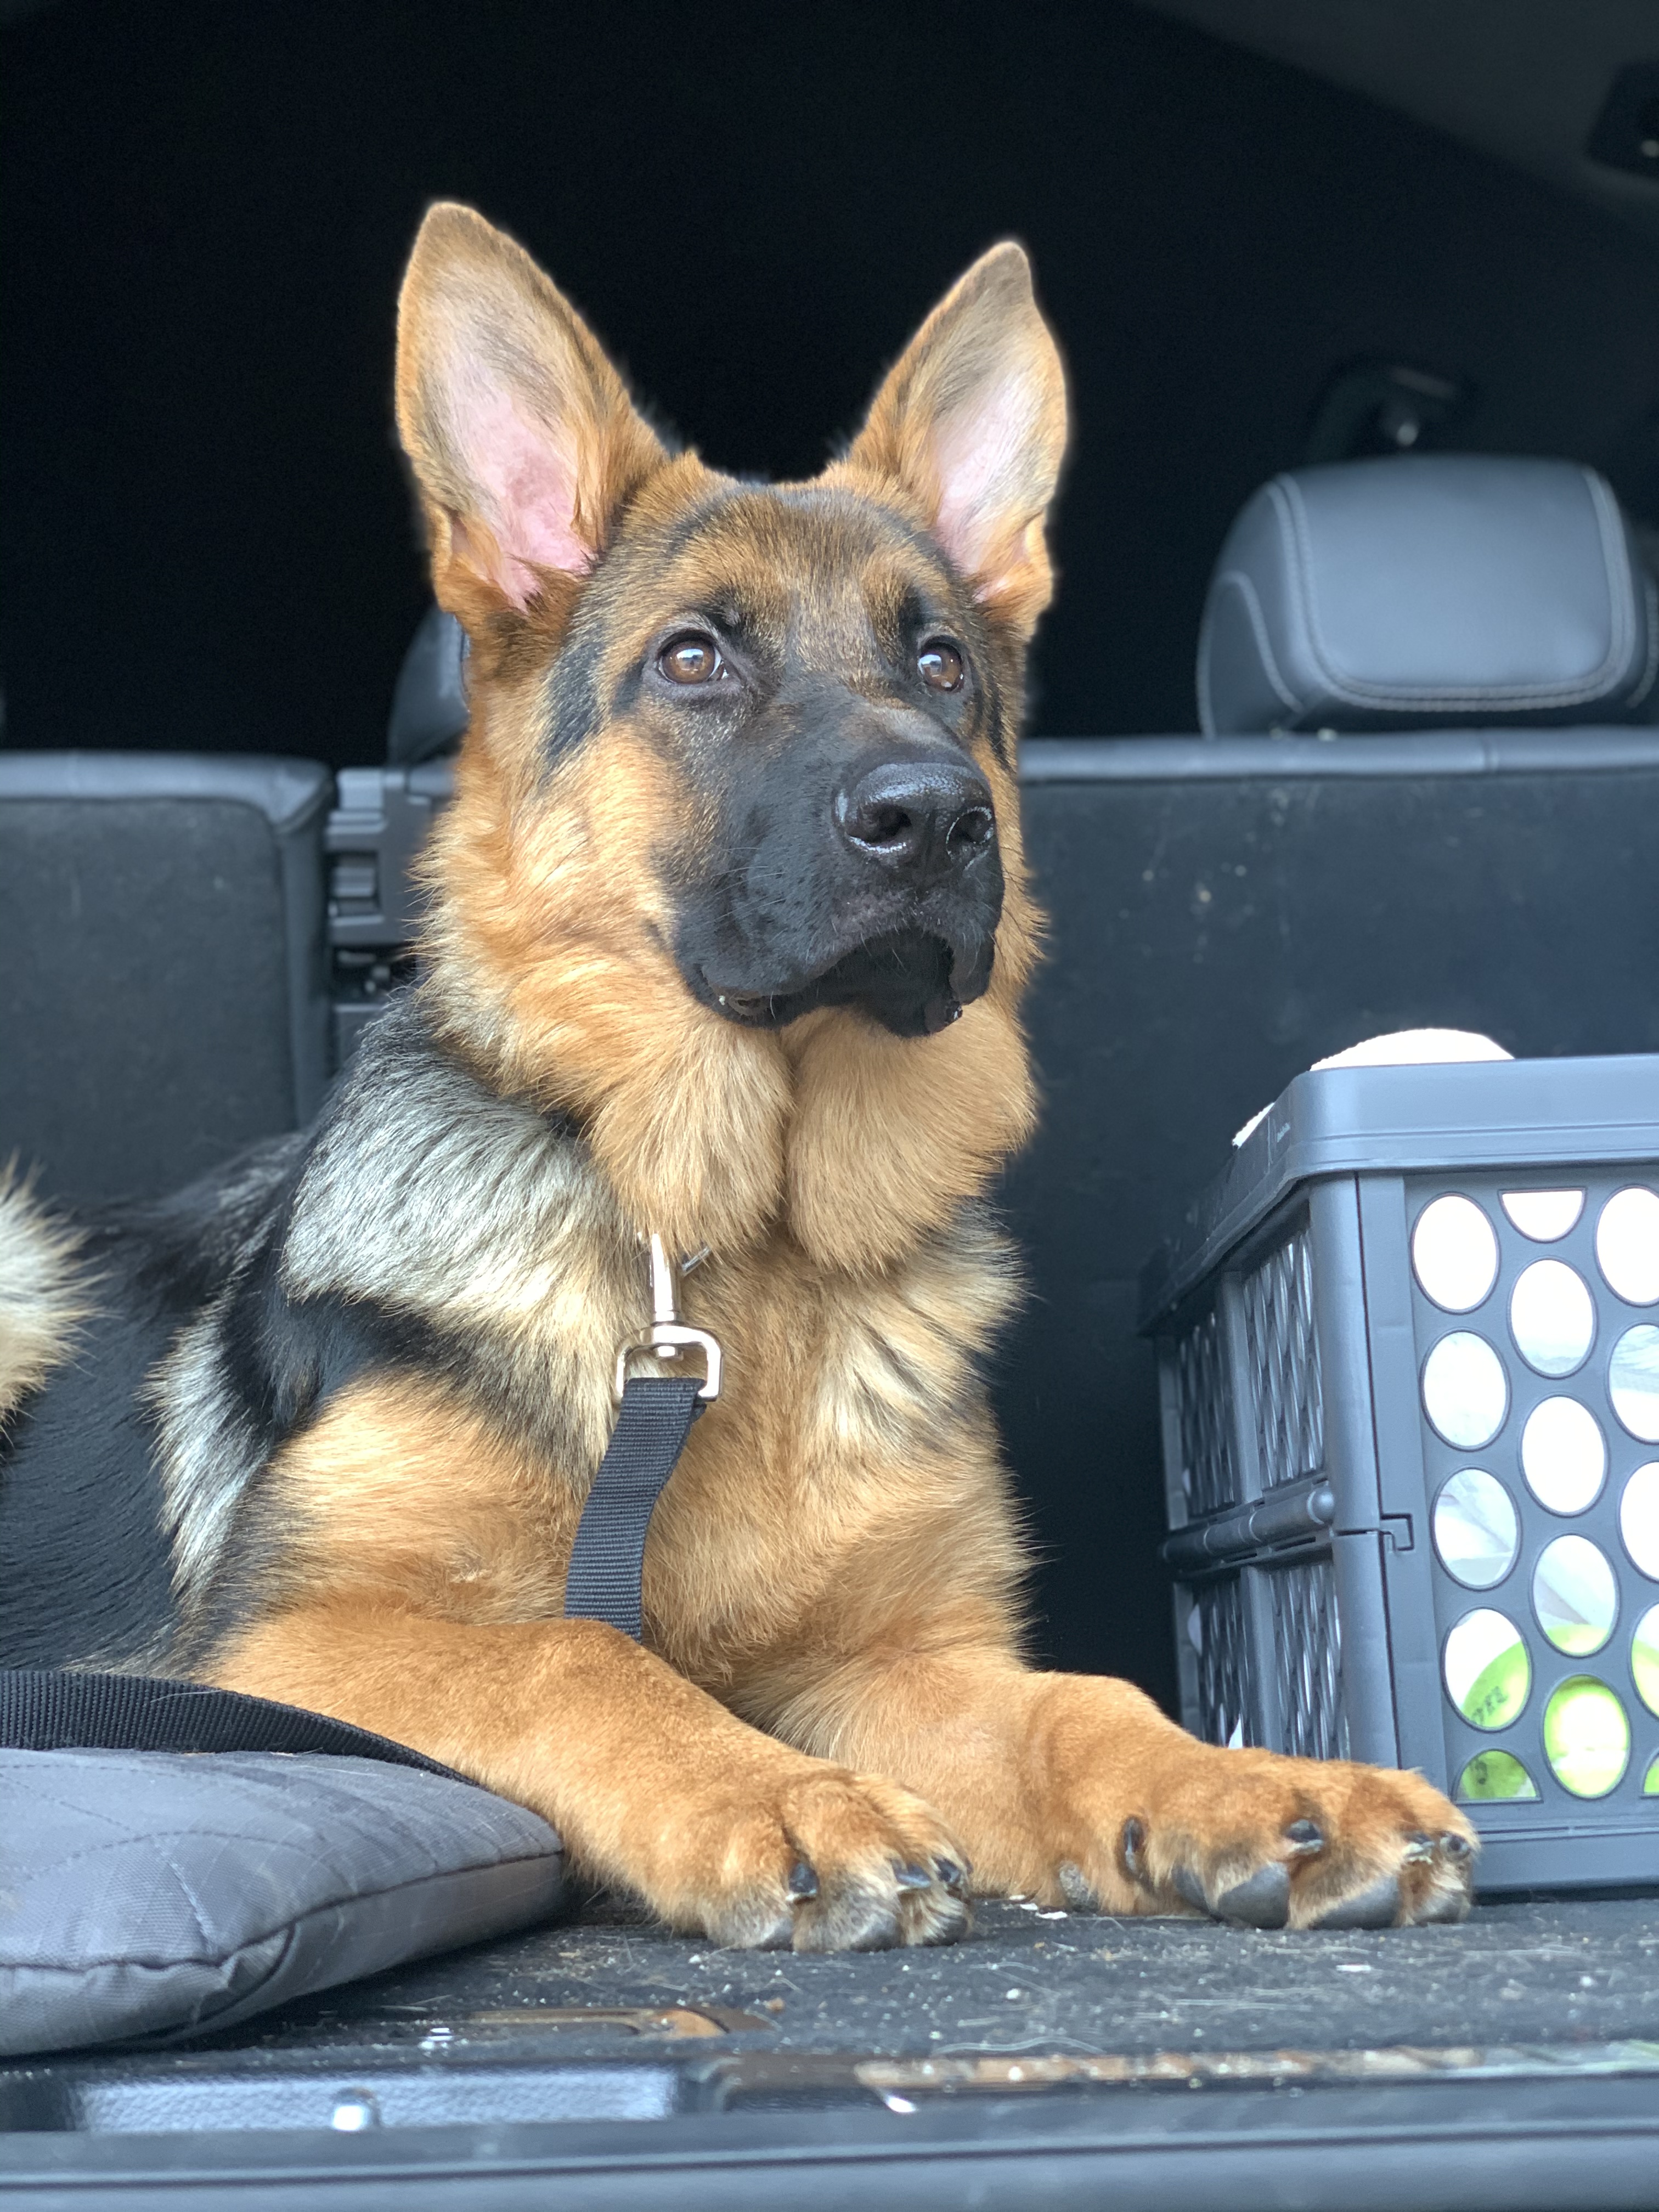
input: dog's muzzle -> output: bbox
[679,741,1004,1039]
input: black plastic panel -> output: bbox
[998,735,1659,1705]
[0,754,330,1202]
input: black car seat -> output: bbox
[0,753,332,1202]
[386,601,469,765]
[1001,456,1659,1699]
[1195,454,1656,735]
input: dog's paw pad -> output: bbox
[1056,1859,1101,1912]
[1309,1872,1401,1930]
[1216,1862,1291,1928]
[695,1766,972,1953]
[1108,1753,1477,1931]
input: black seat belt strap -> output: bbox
[562,1374,704,1640]
[563,1232,721,1641]
[0,1667,465,1776]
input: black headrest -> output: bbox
[1197,456,1657,736]
[387,606,469,764]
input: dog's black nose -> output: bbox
[834,759,996,878]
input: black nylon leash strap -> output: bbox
[0,1667,466,1777]
[563,1373,704,1640]
[1,1364,703,1762]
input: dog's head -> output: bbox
[396,205,1066,1268]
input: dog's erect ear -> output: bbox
[396,203,667,625]
[842,244,1067,635]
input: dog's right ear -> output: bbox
[395,204,666,633]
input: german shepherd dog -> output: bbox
[0,205,1474,1949]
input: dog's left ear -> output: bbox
[396,202,668,633]
[842,243,1067,636]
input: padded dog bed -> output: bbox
[0,1748,567,2056]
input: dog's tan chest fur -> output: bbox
[253,1215,1025,1713]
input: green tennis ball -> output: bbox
[1457,1751,1538,1802]
[1460,1641,1531,1731]
[1631,1609,1659,1718]
[1543,1677,1629,1798]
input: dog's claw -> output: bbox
[786,1859,819,1903]
[934,1857,969,1895]
[894,1862,933,1891]
[1311,1874,1400,1930]
[1121,1818,1148,1882]
[1285,1818,1324,1855]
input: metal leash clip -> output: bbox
[613,1232,723,1403]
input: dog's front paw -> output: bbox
[658,1760,972,1952]
[1100,1749,1475,1929]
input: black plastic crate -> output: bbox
[1139,1054,1659,1891]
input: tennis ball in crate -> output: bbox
[1444,1609,1531,1730]
[1542,1677,1630,1797]
[1457,1750,1538,1801]
[1631,1605,1659,1716]
[1463,1646,1530,1729]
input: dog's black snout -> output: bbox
[835,759,996,878]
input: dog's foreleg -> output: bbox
[210,1602,970,1950]
[775,1650,1477,1931]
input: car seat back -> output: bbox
[1005,456,1659,1699]
[1197,454,1657,736]
[0,753,331,1201]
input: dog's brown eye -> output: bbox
[660,634,723,686]
[918,640,964,693]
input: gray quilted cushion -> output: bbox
[0,1748,567,2055]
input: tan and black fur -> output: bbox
[0,206,1475,1948]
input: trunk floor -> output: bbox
[196,1892,1659,2069]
